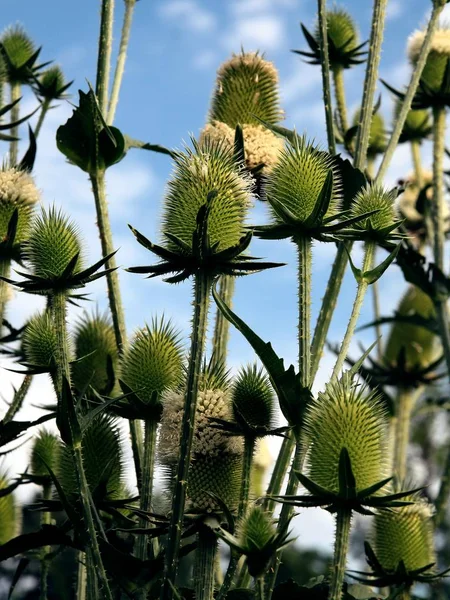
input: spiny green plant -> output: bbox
[408,27,450,95]
[30,429,60,481]
[0,25,40,85]
[22,311,58,372]
[34,65,71,101]
[232,364,274,431]
[349,184,398,236]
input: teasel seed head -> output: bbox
[25,207,83,280]
[350,184,397,233]
[352,109,387,157]
[266,136,341,225]
[373,494,436,573]
[120,318,183,411]
[209,51,282,128]
[30,429,60,480]
[199,121,284,172]
[384,285,439,370]
[395,101,431,143]
[232,364,274,431]
[71,312,118,397]
[162,138,251,255]
[304,377,388,495]
[0,166,39,248]
[314,8,360,67]
[0,25,37,85]
[0,474,19,544]
[35,65,70,101]
[408,27,450,94]
[22,311,58,369]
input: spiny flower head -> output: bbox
[120,318,183,408]
[304,377,388,494]
[22,311,58,369]
[72,312,118,397]
[232,364,274,430]
[0,474,18,544]
[0,25,37,84]
[237,506,277,553]
[35,65,71,101]
[384,285,438,370]
[199,120,284,172]
[30,429,60,480]
[0,166,39,247]
[266,136,341,224]
[209,51,282,128]
[25,207,83,280]
[350,184,397,234]
[352,109,386,157]
[162,138,251,255]
[395,101,431,143]
[408,27,450,93]
[314,7,360,67]
[374,495,435,573]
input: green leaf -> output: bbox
[363,244,401,284]
[255,118,300,144]
[8,557,30,599]
[56,377,82,448]
[343,245,362,283]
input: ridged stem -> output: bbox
[34,98,51,139]
[76,554,87,600]
[160,272,212,600]
[3,374,32,423]
[53,291,71,394]
[431,106,446,272]
[86,549,99,600]
[332,66,348,135]
[39,484,51,600]
[354,0,387,171]
[9,82,20,165]
[211,275,235,370]
[194,524,217,600]
[296,236,312,388]
[257,576,266,600]
[332,243,375,379]
[393,388,417,481]
[107,0,136,124]
[317,0,336,155]
[135,419,158,569]
[410,140,424,189]
[95,0,115,115]
[0,259,11,333]
[328,509,352,600]
[370,249,382,361]
[262,434,294,513]
[377,2,445,181]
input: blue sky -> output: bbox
[1,0,447,550]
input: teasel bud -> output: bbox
[209,51,282,128]
[159,387,243,512]
[0,25,38,85]
[199,120,284,173]
[72,312,118,397]
[0,474,19,544]
[25,207,83,280]
[30,429,60,482]
[162,139,251,256]
[58,415,123,502]
[34,65,71,102]
[266,136,341,225]
[384,285,439,371]
[395,101,432,144]
[373,495,435,573]
[304,377,388,494]
[22,311,58,371]
[408,27,450,95]
[349,184,398,236]
[232,364,274,431]
[352,109,387,157]
[314,8,362,70]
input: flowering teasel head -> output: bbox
[409,27,450,98]
[0,25,43,85]
[30,429,60,485]
[33,65,72,102]
[0,474,19,544]
[209,51,282,128]
[22,311,58,374]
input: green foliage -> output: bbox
[30,429,60,479]
[0,25,38,85]
[315,8,359,62]
[22,311,58,369]
[349,184,397,233]
[232,364,274,430]
[34,65,72,101]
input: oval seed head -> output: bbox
[26,207,83,279]
[31,429,60,479]
[266,136,341,224]
[232,364,274,430]
[350,184,397,234]
[408,27,450,94]
[314,8,360,67]
[36,65,68,101]
[209,51,282,128]
[0,166,39,247]
[0,474,18,544]
[22,311,58,369]
[374,496,435,573]
[395,101,431,142]
[72,312,118,397]
[0,25,36,84]
[304,377,388,494]
[162,138,251,254]
[384,285,439,370]
[199,121,284,173]
[120,318,183,408]
[352,109,386,157]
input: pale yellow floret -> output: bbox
[0,168,40,205]
[396,170,434,223]
[217,51,279,83]
[408,28,450,64]
[0,283,14,304]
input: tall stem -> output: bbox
[262,434,294,513]
[107,0,137,124]
[53,291,71,393]
[211,275,235,370]
[410,140,424,189]
[328,509,352,600]
[34,98,51,139]
[95,0,115,115]
[160,272,212,600]
[9,82,20,165]
[332,243,375,379]
[257,576,266,600]
[3,374,32,423]
[296,236,312,389]
[431,106,446,272]
[194,524,217,600]
[370,249,382,361]
[0,259,11,336]
[332,66,348,135]
[317,0,336,155]
[39,485,51,600]
[393,388,418,481]
[76,554,87,600]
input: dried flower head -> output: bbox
[408,27,450,93]
[22,311,58,370]
[0,167,39,247]
[0,474,18,544]
[31,429,60,480]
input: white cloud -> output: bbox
[192,50,217,70]
[281,66,322,105]
[230,0,296,14]
[386,0,403,21]
[159,0,217,33]
[222,15,285,52]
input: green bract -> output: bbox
[209,51,281,127]
[22,312,58,370]
[35,65,72,101]
[305,378,387,495]
[232,364,274,430]
[350,184,397,233]
[0,475,17,544]
[0,25,38,85]
[31,430,60,480]
[25,207,83,280]
[314,8,360,67]
[162,139,250,255]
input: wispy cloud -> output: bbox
[386,0,403,21]
[222,14,286,52]
[159,0,217,33]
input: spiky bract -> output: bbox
[232,364,274,430]
[22,311,58,368]
[72,312,118,397]
[374,497,435,573]
[395,101,431,142]
[266,136,341,224]
[237,505,276,552]
[199,121,284,172]
[0,167,39,246]
[304,378,388,494]
[35,65,69,100]
[58,415,123,501]
[31,430,60,479]
[162,139,251,254]
[25,207,83,279]
[314,8,359,65]
[120,318,183,406]
[0,475,18,544]
[350,184,397,232]
[408,28,450,93]
[352,109,386,157]
[384,286,438,370]
[209,51,282,128]
[0,25,36,84]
